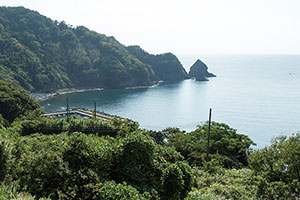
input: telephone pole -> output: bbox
[66,97,70,119]
[206,108,212,161]
[94,101,97,119]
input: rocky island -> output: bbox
[188,59,216,81]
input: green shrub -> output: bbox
[187,168,257,200]
[166,122,255,168]
[112,132,156,187]
[0,182,50,200]
[2,129,192,200]
[0,129,16,183]
[12,134,68,199]
[0,142,7,182]
[0,80,43,123]
[249,133,300,199]
[87,181,152,200]
[0,114,9,129]
[19,117,118,136]
[10,132,118,199]
[20,118,66,135]
[0,114,196,200]
[111,132,192,200]
[61,132,117,199]
[111,117,140,137]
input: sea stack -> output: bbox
[188,59,216,81]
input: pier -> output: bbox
[41,98,132,121]
[41,108,116,121]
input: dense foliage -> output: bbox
[0,6,189,92]
[0,80,43,123]
[1,80,300,199]
[0,125,192,199]
[164,122,255,168]
[249,134,300,199]
[1,115,300,199]
[19,117,121,136]
[0,114,8,129]
[126,45,189,81]
[187,166,258,200]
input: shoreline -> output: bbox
[125,81,163,90]
[30,87,104,102]
[30,81,164,102]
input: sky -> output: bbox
[1,0,300,55]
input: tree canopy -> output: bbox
[0,80,42,123]
[0,122,192,199]
[249,134,300,199]
[164,122,255,168]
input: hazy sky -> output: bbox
[1,0,300,55]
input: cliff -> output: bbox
[126,45,189,81]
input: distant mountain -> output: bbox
[188,59,216,81]
[0,6,188,92]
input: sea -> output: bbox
[39,55,300,148]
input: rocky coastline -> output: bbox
[30,81,164,102]
[30,88,104,102]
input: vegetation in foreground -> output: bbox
[0,81,300,199]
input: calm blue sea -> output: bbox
[40,55,300,148]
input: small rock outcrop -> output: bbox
[188,59,216,81]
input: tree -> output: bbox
[166,122,255,168]
[0,114,9,128]
[0,80,42,123]
[249,134,300,199]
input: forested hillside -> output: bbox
[0,6,188,92]
[126,45,189,81]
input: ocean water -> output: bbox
[40,55,300,148]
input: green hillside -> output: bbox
[0,80,42,123]
[126,45,189,81]
[0,6,188,92]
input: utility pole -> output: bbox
[66,97,70,119]
[94,101,97,119]
[206,108,212,161]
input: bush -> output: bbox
[0,80,43,123]
[111,132,192,200]
[0,182,50,200]
[166,122,255,168]
[61,132,117,199]
[9,132,119,199]
[187,167,257,200]
[87,181,152,200]
[1,126,193,200]
[112,132,156,188]
[20,118,66,135]
[0,142,7,182]
[12,133,68,199]
[19,117,118,136]
[0,129,16,183]
[0,114,9,129]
